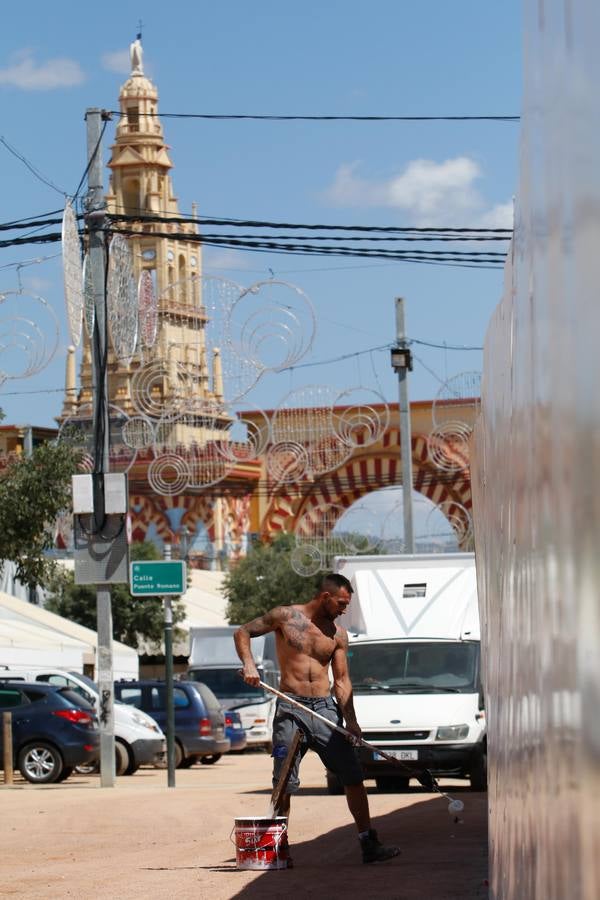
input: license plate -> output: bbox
[232,723,242,729]
[373,749,418,761]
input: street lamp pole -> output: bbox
[390,297,415,554]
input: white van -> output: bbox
[0,666,166,775]
[332,553,486,793]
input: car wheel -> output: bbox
[175,741,184,768]
[115,740,131,776]
[375,776,410,792]
[179,756,197,768]
[469,750,487,791]
[199,754,221,765]
[55,766,74,783]
[18,742,63,784]
[124,761,140,776]
[326,771,345,795]
[74,761,99,775]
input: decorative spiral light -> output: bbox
[131,359,194,419]
[266,441,309,483]
[106,234,138,367]
[228,279,316,371]
[333,502,383,553]
[271,385,352,478]
[290,544,323,577]
[427,420,472,473]
[121,414,155,450]
[424,500,473,547]
[154,404,233,489]
[138,269,158,349]
[160,274,260,407]
[332,387,390,448]
[432,371,482,430]
[218,404,271,464]
[0,292,60,383]
[148,453,191,496]
[62,199,84,347]
[58,403,137,473]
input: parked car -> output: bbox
[114,680,230,768]
[0,681,99,784]
[201,708,247,765]
[0,667,165,775]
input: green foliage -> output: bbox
[223,533,322,624]
[0,438,82,588]
[45,542,187,651]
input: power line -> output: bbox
[108,210,512,235]
[0,136,66,197]
[106,109,519,123]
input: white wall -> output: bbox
[471,3,600,898]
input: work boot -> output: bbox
[360,829,400,864]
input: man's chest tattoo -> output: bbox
[284,610,310,651]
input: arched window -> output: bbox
[178,255,187,303]
[122,179,140,217]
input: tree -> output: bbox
[45,541,187,650]
[223,533,322,623]
[0,429,82,588]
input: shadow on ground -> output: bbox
[221,793,488,900]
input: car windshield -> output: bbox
[187,668,267,701]
[347,641,479,693]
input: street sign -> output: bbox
[130,560,186,596]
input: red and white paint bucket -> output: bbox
[232,816,289,870]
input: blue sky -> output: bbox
[0,0,522,429]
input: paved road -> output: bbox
[1,752,487,899]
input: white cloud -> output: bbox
[0,49,84,90]
[101,49,130,75]
[323,156,513,228]
[477,201,514,229]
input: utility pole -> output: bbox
[390,297,415,553]
[163,542,176,787]
[84,108,115,787]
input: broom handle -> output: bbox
[258,679,408,767]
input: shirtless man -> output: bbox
[234,573,400,864]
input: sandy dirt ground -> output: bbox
[0,752,487,900]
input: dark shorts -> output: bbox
[271,694,364,794]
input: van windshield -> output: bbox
[187,668,267,701]
[347,641,479,693]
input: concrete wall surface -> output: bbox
[471,2,600,898]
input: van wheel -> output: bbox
[115,740,131,776]
[469,750,487,791]
[18,742,63,784]
[375,776,410,792]
[326,771,344,795]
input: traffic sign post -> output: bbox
[130,555,185,788]
[129,560,186,596]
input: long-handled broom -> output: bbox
[259,679,465,819]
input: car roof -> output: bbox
[0,680,64,691]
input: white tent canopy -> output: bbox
[0,590,138,679]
